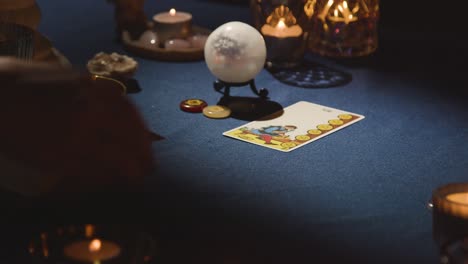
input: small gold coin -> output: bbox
[203,105,231,119]
[295,135,311,141]
[281,142,297,148]
[307,129,322,135]
[186,99,205,106]
[338,114,353,120]
[317,124,333,131]
[328,119,344,126]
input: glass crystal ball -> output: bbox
[204,21,266,83]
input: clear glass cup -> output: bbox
[431,183,468,264]
[250,0,311,69]
[307,0,379,57]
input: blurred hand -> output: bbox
[0,57,153,196]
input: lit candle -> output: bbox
[446,193,468,204]
[260,18,303,38]
[327,0,359,24]
[431,183,468,255]
[63,239,121,263]
[432,183,468,219]
[152,8,192,43]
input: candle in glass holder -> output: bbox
[64,238,121,263]
[152,8,192,44]
[431,182,468,255]
[255,4,308,69]
[308,0,379,58]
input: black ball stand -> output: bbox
[213,79,268,98]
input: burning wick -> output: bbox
[169,8,176,16]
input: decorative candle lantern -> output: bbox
[430,183,468,264]
[250,0,311,69]
[306,0,379,57]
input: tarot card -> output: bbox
[223,101,365,152]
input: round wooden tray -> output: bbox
[121,25,211,62]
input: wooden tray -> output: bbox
[121,25,211,62]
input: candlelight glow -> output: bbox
[89,239,102,253]
[169,8,176,16]
[277,19,286,29]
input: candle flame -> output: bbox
[89,239,102,253]
[343,1,348,9]
[169,8,176,16]
[277,18,286,30]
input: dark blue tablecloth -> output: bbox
[26,0,468,263]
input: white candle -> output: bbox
[63,239,121,262]
[260,18,303,38]
[152,8,193,43]
[153,8,192,24]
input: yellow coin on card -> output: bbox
[295,135,311,141]
[329,119,344,126]
[317,124,333,131]
[338,114,353,120]
[307,129,322,135]
[281,142,297,149]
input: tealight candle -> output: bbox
[433,183,468,219]
[260,19,303,38]
[431,183,468,251]
[153,8,192,43]
[63,238,121,263]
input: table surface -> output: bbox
[9,0,467,263]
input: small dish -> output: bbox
[121,25,211,62]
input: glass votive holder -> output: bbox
[0,22,34,60]
[431,183,468,263]
[26,224,157,264]
[250,0,311,69]
[307,0,379,58]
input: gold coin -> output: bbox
[186,99,205,106]
[328,119,344,126]
[295,135,311,141]
[203,105,231,119]
[281,142,297,148]
[338,114,353,120]
[307,129,322,135]
[317,124,333,131]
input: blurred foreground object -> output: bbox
[0,22,34,59]
[107,0,149,41]
[307,0,379,57]
[0,57,153,196]
[0,0,41,30]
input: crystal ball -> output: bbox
[204,21,266,83]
